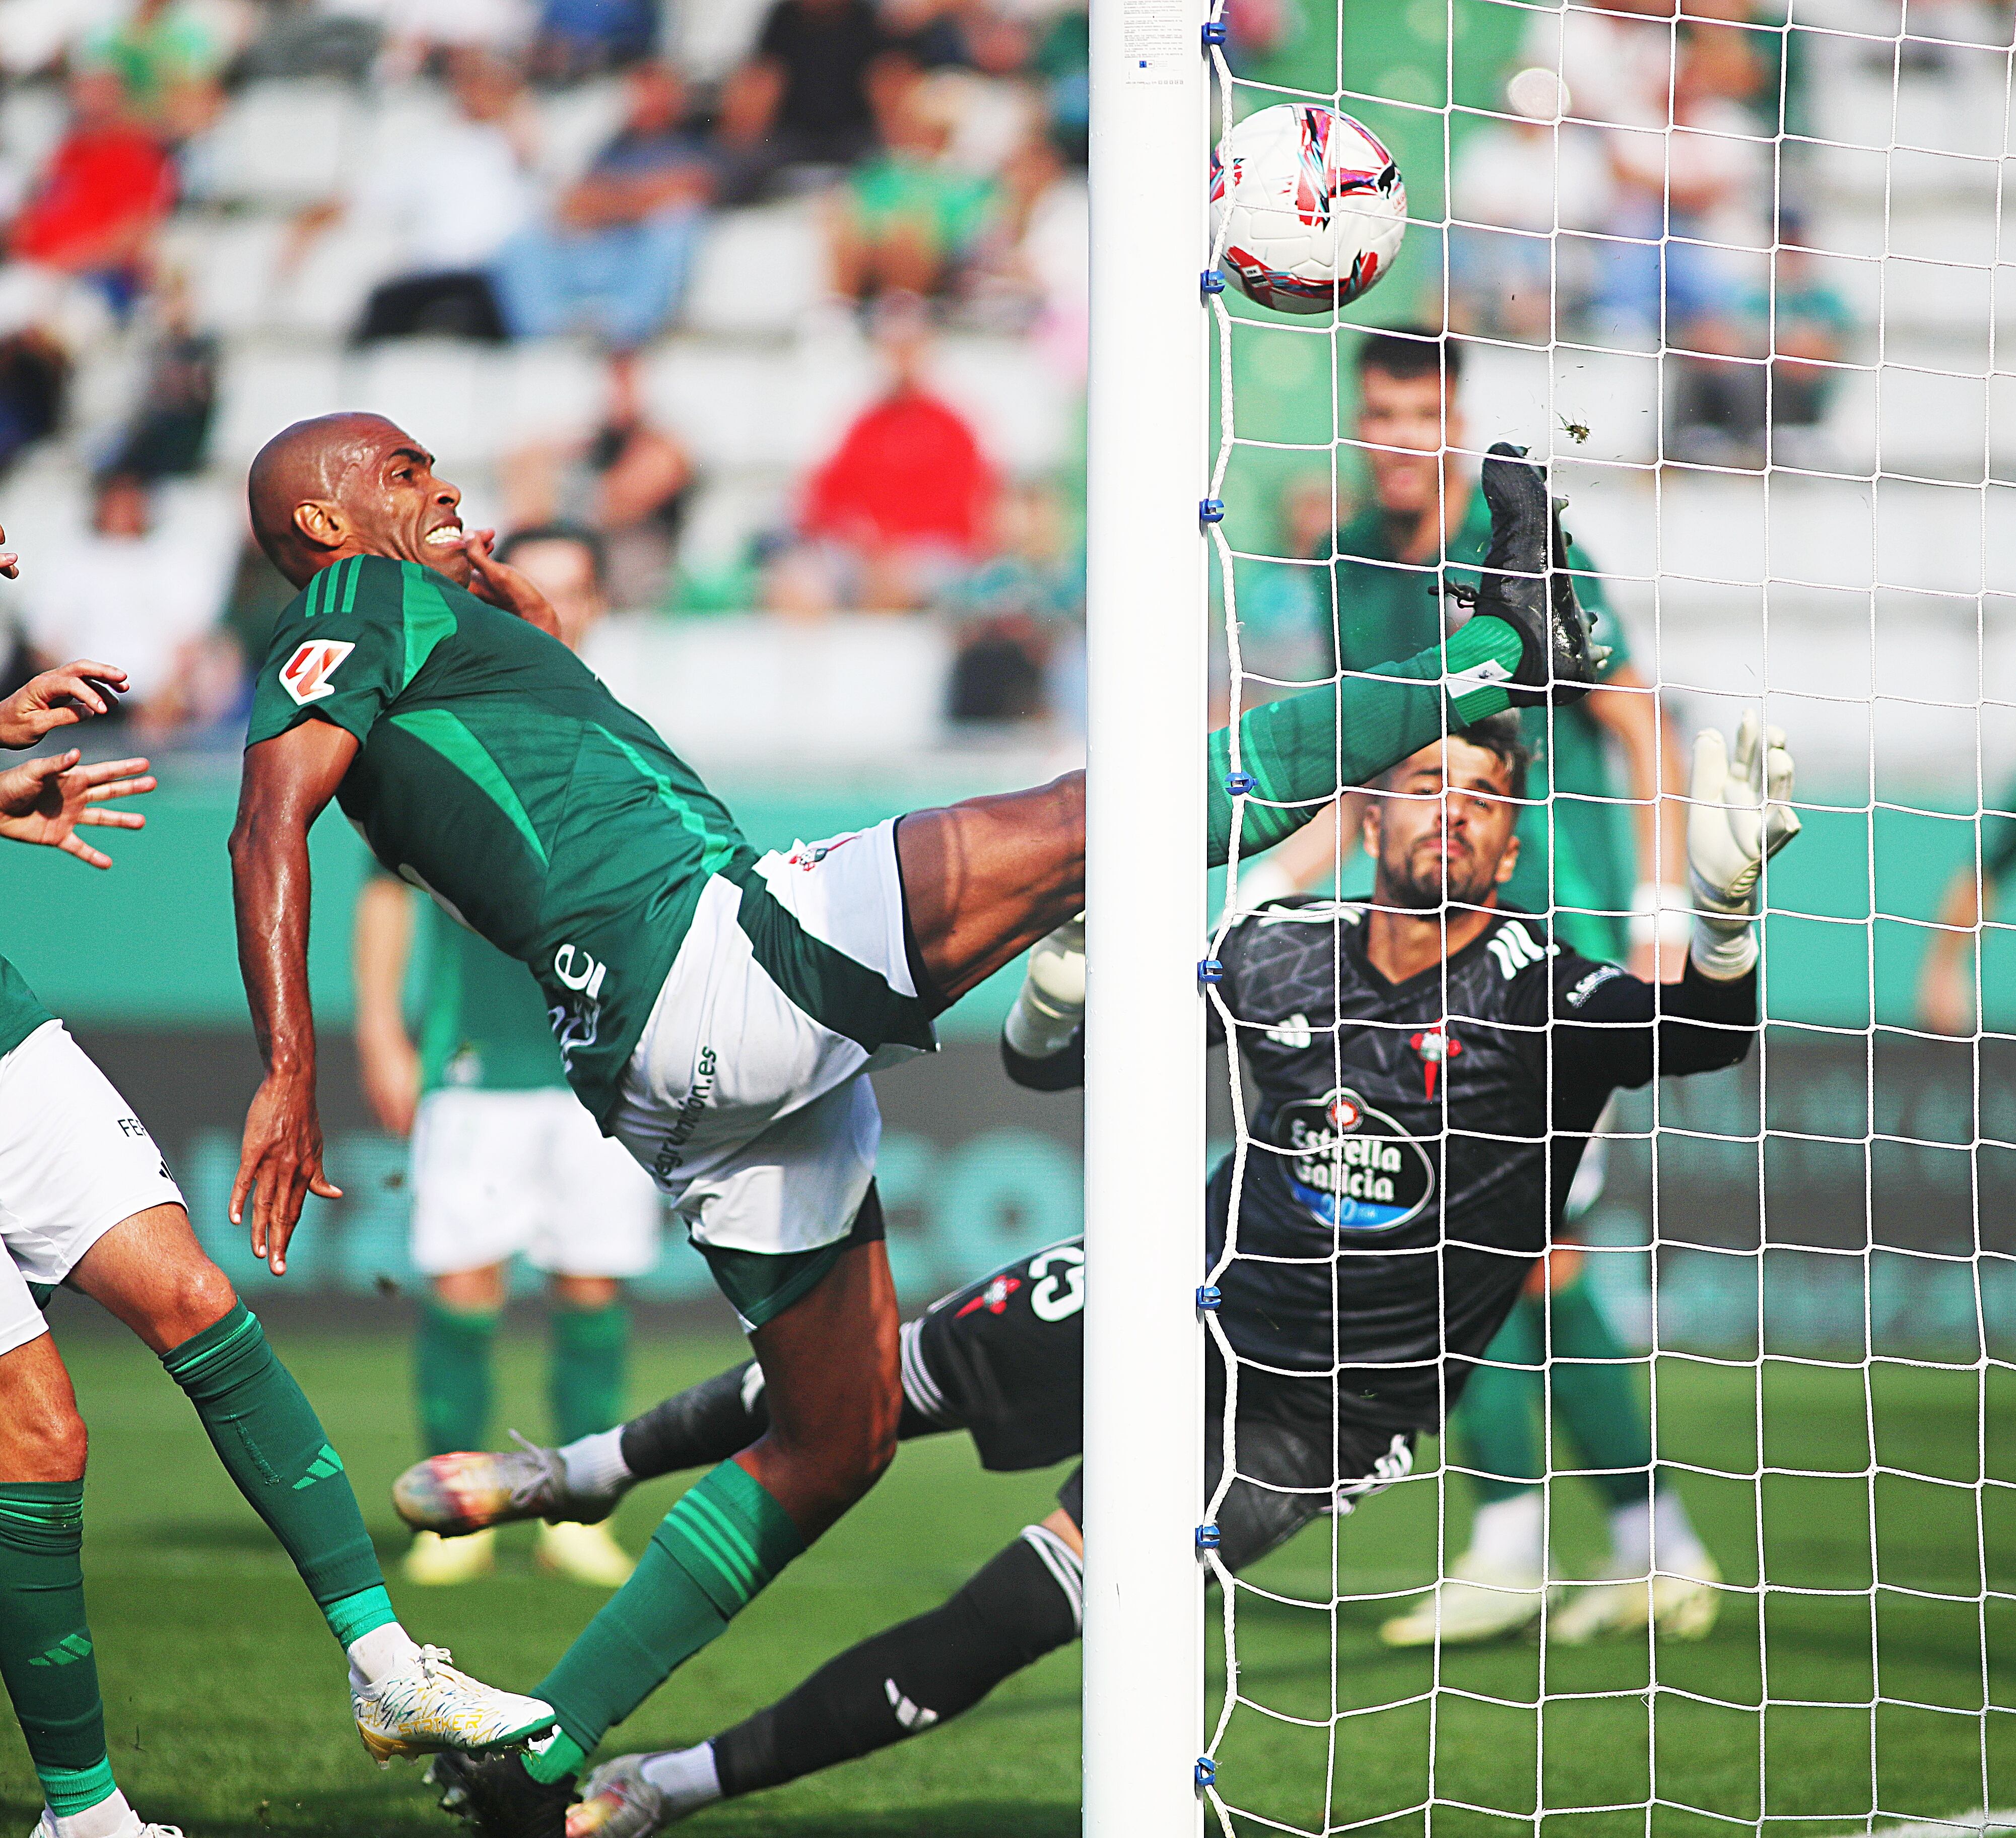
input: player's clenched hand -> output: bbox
[459,528,564,639]
[0,660,129,748]
[0,750,154,867]
[1688,709,1800,979]
[231,1070,343,1275]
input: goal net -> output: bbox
[1187,4,2015,1837]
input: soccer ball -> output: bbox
[1210,104,1406,315]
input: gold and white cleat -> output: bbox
[353,1645,554,1767]
[536,1520,636,1589]
[404,1527,497,1586]
[1379,1556,1554,1649]
[1550,1555,1723,1646]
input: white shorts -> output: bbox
[609,817,936,1260]
[411,1086,662,1278]
[0,1020,184,1357]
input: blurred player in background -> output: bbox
[1917,776,2016,1034]
[1244,329,1710,1649]
[0,654,552,1838]
[354,524,657,1591]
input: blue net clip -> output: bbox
[1195,1523,1221,1551]
[1201,19,1227,46]
[1199,497,1226,523]
[1196,1283,1222,1311]
[1197,958,1223,986]
[1196,1755,1219,1790]
[1224,770,1255,795]
[1200,268,1226,297]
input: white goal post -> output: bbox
[1081,0,1212,1823]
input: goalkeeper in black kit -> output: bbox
[403,710,1799,1836]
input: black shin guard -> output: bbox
[711,1525,1083,1799]
[617,1359,946,1484]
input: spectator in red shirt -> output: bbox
[781,310,996,611]
[10,70,173,310]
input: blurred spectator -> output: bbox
[0,329,70,476]
[107,275,216,479]
[884,0,1031,75]
[291,47,537,343]
[344,0,535,77]
[771,307,996,612]
[831,62,998,306]
[1033,6,1087,164]
[497,522,610,643]
[503,352,695,608]
[941,476,1080,723]
[21,471,239,736]
[532,0,658,80]
[1593,20,1769,348]
[492,63,714,348]
[1448,71,1611,340]
[9,69,174,313]
[77,0,231,142]
[1669,210,1852,466]
[720,0,890,176]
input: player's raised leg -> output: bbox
[894,441,1604,1002]
[62,1199,554,1765]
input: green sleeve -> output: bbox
[244,556,445,751]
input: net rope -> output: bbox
[1200,4,2013,1836]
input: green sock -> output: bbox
[1451,1295,1544,1503]
[1207,615,1522,864]
[529,1459,805,1768]
[1548,1270,1656,1508]
[550,1301,628,1447]
[0,1483,117,1818]
[161,1303,387,1649]
[418,1301,498,1457]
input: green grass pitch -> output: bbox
[3,1321,2007,1837]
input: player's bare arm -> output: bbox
[228,718,358,1272]
[0,750,153,868]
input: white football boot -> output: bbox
[1549,1553,1723,1646]
[1379,1556,1553,1649]
[353,1645,555,1766]
[569,1752,722,1835]
[31,1812,185,1838]
[536,1520,636,1589]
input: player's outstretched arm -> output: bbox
[0,749,153,866]
[228,720,360,1273]
[0,660,128,748]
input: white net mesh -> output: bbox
[1198,4,2013,1835]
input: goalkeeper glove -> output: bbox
[1688,709,1800,981]
[1003,914,1085,1059]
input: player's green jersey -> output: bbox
[1324,488,1634,959]
[416,894,569,1094]
[0,953,52,1059]
[247,555,757,1125]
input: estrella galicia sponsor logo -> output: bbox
[1275,1086,1434,1232]
[653,1045,717,1182]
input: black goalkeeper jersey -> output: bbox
[1006,896,1756,1438]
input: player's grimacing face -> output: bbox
[1366,737,1520,912]
[337,426,473,587]
[1357,367,1463,519]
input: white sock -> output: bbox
[50,1788,135,1838]
[640,1743,724,1812]
[1610,1491,1709,1575]
[1466,1492,1545,1577]
[561,1427,632,1500]
[347,1620,424,1691]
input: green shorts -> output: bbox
[697,1180,889,1331]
